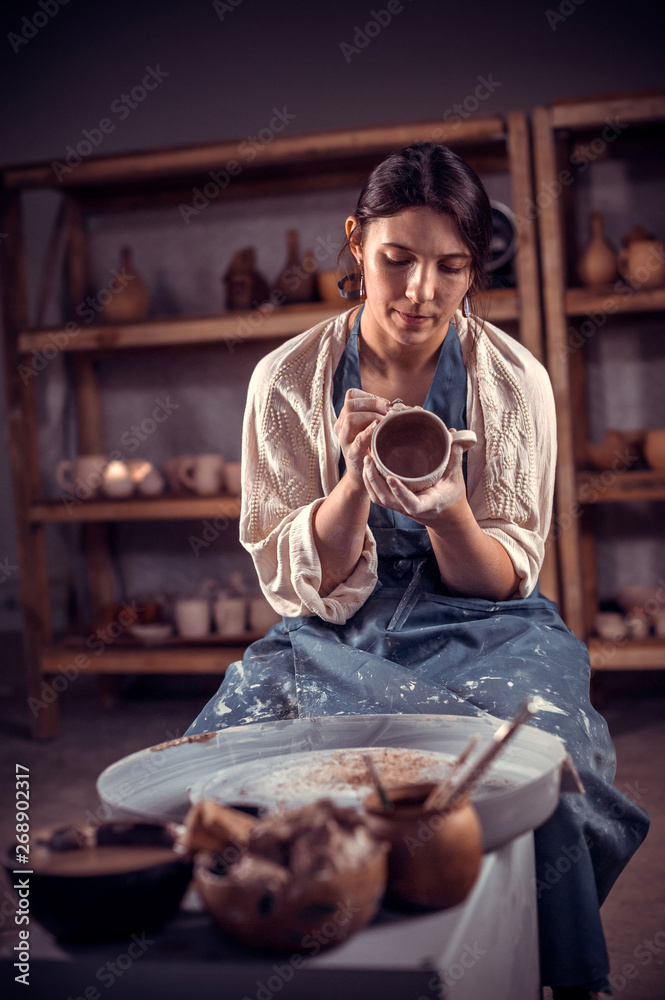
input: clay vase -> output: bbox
[101,246,150,323]
[274,229,316,304]
[223,248,271,310]
[577,213,617,287]
[364,783,483,911]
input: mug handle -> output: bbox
[56,459,74,489]
[616,247,629,280]
[178,458,197,491]
[450,429,477,452]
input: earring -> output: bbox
[336,257,365,300]
[462,293,470,318]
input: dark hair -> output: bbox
[343,142,493,298]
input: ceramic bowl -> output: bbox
[129,623,174,644]
[3,822,192,942]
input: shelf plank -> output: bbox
[18,303,347,354]
[3,116,507,191]
[576,469,665,504]
[18,291,519,354]
[40,645,242,674]
[565,285,665,317]
[29,495,241,523]
[588,638,665,670]
[550,93,665,130]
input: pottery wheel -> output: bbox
[97,715,566,852]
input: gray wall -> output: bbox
[1,0,663,627]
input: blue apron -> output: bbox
[187,310,648,992]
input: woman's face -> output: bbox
[347,206,472,350]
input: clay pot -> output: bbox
[578,213,617,287]
[371,403,476,492]
[363,783,483,911]
[101,247,150,323]
[617,240,665,289]
[644,429,665,470]
[586,430,643,471]
[195,839,387,953]
[317,270,342,304]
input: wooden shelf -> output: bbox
[588,637,665,671]
[3,113,543,736]
[565,285,665,317]
[18,303,346,354]
[18,290,520,355]
[29,494,241,523]
[576,469,665,504]
[40,643,244,675]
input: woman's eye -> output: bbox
[385,256,411,266]
[440,264,463,274]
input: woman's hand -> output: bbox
[362,433,467,526]
[334,387,390,491]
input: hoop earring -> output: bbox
[462,293,470,318]
[337,258,364,300]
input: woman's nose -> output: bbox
[405,263,436,302]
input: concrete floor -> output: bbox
[1,634,663,998]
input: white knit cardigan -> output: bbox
[239,307,557,623]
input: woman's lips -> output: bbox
[395,310,433,326]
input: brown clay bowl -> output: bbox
[3,822,192,942]
[363,783,483,911]
[195,842,387,953]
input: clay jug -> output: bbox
[275,229,315,303]
[101,246,150,323]
[578,213,617,287]
[363,783,483,911]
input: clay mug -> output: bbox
[174,597,211,639]
[617,240,665,288]
[101,460,134,499]
[127,460,165,497]
[164,456,191,495]
[248,594,282,634]
[363,782,483,911]
[371,403,476,492]
[213,593,247,636]
[224,461,242,496]
[56,454,108,500]
[178,454,225,496]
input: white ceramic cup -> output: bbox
[101,460,135,499]
[128,460,165,497]
[174,597,211,639]
[594,611,627,642]
[249,594,282,634]
[213,594,247,635]
[56,454,108,500]
[224,461,242,496]
[371,404,476,493]
[178,454,225,496]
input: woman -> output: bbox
[186,143,648,998]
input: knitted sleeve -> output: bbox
[239,321,378,623]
